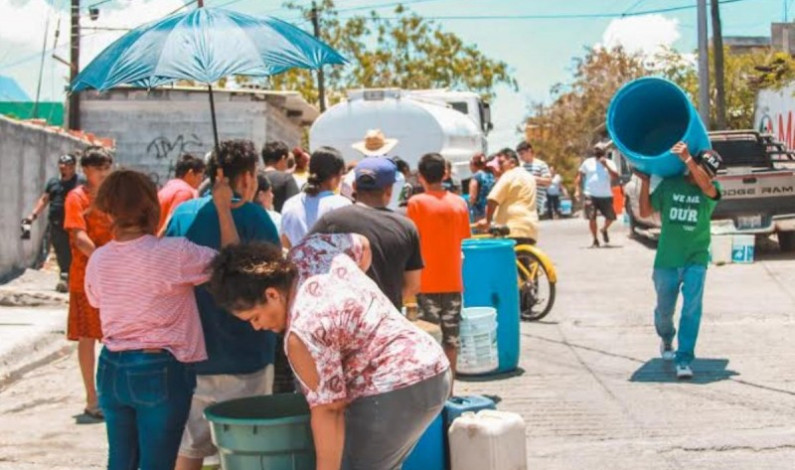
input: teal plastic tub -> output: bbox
[204,394,315,470]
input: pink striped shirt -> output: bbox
[85,235,216,362]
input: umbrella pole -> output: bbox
[207,84,220,151]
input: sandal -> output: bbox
[84,406,104,420]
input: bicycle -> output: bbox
[473,225,557,321]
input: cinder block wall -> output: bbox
[80,89,303,185]
[0,116,87,282]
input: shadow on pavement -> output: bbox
[629,358,738,384]
[457,367,525,383]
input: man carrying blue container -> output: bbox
[636,142,722,380]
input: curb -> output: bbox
[0,329,74,391]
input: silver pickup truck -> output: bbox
[620,130,795,252]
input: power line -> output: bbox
[341,0,755,21]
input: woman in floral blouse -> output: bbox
[209,233,451,470]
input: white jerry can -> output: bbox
[448,410,527,470]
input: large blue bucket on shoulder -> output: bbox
[607,77,710,177]
[461,239,520,374]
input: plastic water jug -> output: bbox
[444,395,497,431]
[461,239,521,373]
[458,307,499,375]
[607,77,711,177]
[710,235,733,265]
[403,412,445,470]
[732,234,755,263]
[448,410,527,470]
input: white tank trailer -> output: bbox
[309,89,493,179]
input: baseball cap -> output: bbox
[59,154,76,164]
[696,149,722,178]
[354,157,397,190]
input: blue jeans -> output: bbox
[653,266,707,365]
[97,348,196,470]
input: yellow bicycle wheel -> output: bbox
[516,251,555,321]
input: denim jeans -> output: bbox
[653,265,707,365]
[97,347,196,470]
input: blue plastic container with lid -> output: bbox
[444,395,496,430]
[403,412,445,470]
[461,238,520,374]
[607,77,711,177]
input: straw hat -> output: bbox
[351,129,399,157]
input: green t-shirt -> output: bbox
[651,177,721,269]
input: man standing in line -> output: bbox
[23,153,84,292]
[408,153,471,380]
[167,140,280,470]
[345,129,406,210]
[310,157,423,310]
[261,141,299,213]
[157,153,206,231]
[575,144,619,247]
[637,142,722,379]
[477,148,539,245]
[517,141,551,217]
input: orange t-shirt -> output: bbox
[407,190,471,293]
[157,178,198,231]
[64,185,113,293]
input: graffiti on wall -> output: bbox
[146,134,204,161]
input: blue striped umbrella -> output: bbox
[71,7,345,146]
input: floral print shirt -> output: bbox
[287,233,449,407]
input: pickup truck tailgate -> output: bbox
[714,169,795,229]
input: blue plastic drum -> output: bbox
[607,77,711,177]
[461,239,520,374]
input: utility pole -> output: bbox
[68,0,80,130]
[697,0,710,128]
[311,1,326,112]
[711,0,727,130]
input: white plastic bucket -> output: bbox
[732,235,755,264]
[458,308,499,375]
[710,235,733,265]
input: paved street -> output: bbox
[1,219,795,469]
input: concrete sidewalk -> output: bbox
[0,270,71,389]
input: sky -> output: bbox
[0,0,789,150]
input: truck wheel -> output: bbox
[779,231,795,252]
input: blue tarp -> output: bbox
[0,75,31,102]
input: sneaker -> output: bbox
[676,363,693,380]
[601,228,610,244]
[590,238,601,248]
[660,341,675,361]
[55,281,68,293]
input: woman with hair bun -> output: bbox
[280,146,351,248]
[208,233,451,470]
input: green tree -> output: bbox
[268,1,517,106]
[524,47,650,190]
[668,48,795,130]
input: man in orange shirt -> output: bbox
[157,153,206,231]
[407,153,471,378]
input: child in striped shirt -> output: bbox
[85,169,238,470]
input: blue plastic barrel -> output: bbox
[461,239,520,373]
[607,77,710,177]
[403,412,445,470]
